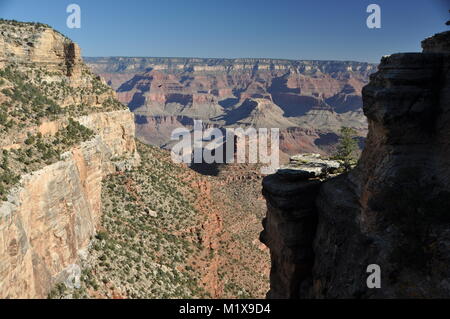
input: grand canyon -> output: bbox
[86,57,375,158]
[0,6,449,301]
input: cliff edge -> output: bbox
[0,20,138,298]
[261,30,450,298]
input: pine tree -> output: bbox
[334,127,359,171]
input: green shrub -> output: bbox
[96,231,108,241]
[333,127,359,171]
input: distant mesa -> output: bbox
[86,57,377,157]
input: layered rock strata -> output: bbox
[86,57,376,155]
[0,110,137,299]
[0,20,138,299]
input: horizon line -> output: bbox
[83,56,380,65]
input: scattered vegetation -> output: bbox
[0,119,94,200]
[1,19,269,300]
[0,18,69,40]
[0,26,125,201]
[0,63,126,134]
[50,142,211,299]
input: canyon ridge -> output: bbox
[86,57,376,158]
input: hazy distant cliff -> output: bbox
[86,57,375,76]
[86,57,376,156]
[261,30,450,298]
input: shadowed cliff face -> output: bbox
[261,30,450,299]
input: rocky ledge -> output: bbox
[276,154,341,181]
[260,154,340,298]
[261,30,450,299]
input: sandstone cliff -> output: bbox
[261,30,450,298]
[0,20,138,298]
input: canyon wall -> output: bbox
[0,23,81,75]
[86,57,376,156]
[0,110,137,299]
[0,20,138,298]
[261,30,450,298]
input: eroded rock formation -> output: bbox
[86,57,376,156]
[0,20,138,298]
[261,30,450,298]
[0,110,137,299]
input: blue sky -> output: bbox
[0,0,448,62]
